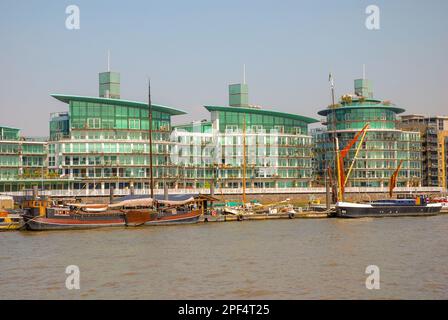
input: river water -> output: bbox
[1,216,447,299]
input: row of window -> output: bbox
[0,144,18,154]
[217,112,308,134]
[0,156,45,167]
[0,156,19,166]
[327,108,396,122]
[350,170,422,179]
[69,131,170,141]
[70,102,172,119]
[329,121,396,130]
[70,117,171,131]
[0,168,18,180]
[0,144,46,154]
[62,143,169,154]
[63,155,168,166]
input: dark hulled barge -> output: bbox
[335,198,442,218]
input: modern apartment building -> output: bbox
[48,70,187,193]
[0,126,50,192]
[314,78,422,188]
[399,115,448,190]
[172,83,319,190]
[3,72,446,195]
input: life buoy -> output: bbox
[288,212,295,219]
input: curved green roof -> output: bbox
[204,105,319,124]
[51,94,187,116]
[318,101,405,116]
[0,125,20,130]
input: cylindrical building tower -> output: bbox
[315,79,422,188]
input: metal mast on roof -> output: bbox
[243,64,246,84]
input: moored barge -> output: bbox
[21,199,129,231]
[20,194,217,231]
[0,210,24,231]
[335,198,442,218]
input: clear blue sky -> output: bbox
[1,0,447,136]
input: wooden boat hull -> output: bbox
[24,209,201,230]
[144,209,202,226]
[24,216,126,231]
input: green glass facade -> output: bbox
[99,71,120,99]
[47,94,186,191]
[49,112,70,140]
[229,83,249,107]
[0,126,52,192]
[211,107,309,135]
[315,80,422,188]
[326,107,397,130]
[1,74,440,194]
[170,102,318,189]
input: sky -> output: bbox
[0,0,447,136]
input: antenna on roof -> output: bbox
[107,50,110,72]
[243,64,246,84]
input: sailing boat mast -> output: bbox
[329,73,339,202]
[335,137,343,201]
[242,113,247,204]
[148,79,154,199]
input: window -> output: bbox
[225,125,238,132]
[116,119,127,129]
[129,108,140,118]
[87,118,101,129]
[274,125,284,133]
[129,119,140,129]
[116,106,127,117]
[102,119,114,129]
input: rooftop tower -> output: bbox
[99,51,120,99]
[354,66,373,98]
[354,79,373,98]
[228,65,249,107]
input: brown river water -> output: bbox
[1,216,448,299]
